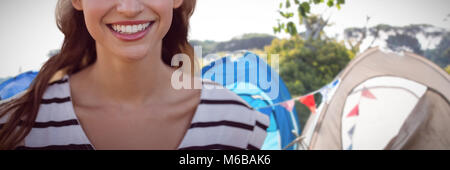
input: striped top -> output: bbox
[0,75,269,150]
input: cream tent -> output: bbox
[301,48,450,150]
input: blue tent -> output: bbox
[0,71,38,100]
[202,52,301,150]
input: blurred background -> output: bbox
[0,0,449,129]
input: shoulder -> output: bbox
[200,80,268,122]
[36,76,75,121]
[0,76,72,135]
[15,76,88,149]
[44,77,71,99]
[1,76,73,124]
[201,80,254,110]
[178,80,269,150]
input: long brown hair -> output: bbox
[0,0,196,149]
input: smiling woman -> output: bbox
[0,0,269,150]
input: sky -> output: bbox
[0,0,449,78]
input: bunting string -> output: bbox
[253,87,322,110]
[253,79,340,113]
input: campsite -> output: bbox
[0,0,449,150]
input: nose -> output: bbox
[116,0,144,18]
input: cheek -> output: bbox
[147,0,174,38]
[81,2,111,42]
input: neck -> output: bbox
[88,42,175,105]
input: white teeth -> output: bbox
[126,25,132,33]
[111,22,151,34]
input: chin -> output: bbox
[115,47,151,62]
[119,53,147,62]
[122,55,147,62]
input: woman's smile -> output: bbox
[107,20,155,41]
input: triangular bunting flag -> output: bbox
[362,87,376,99]
[280,100,295,112]
[332,79,340,87]
[299,94,316,114]
[348,125,356,138]
[309,106,317,114]
[346,104,359,118]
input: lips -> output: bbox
[107,20,154,41]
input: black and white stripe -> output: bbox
[190,120,254,131]
[16,76,269,150]
[32,119,79,128]
[16,144,94,150]
[0,119,79,129]
[199,99,253,110]
[179,144,245,150]
[178,86,269,150]
[41,97,71,104]
[48,78,69,86]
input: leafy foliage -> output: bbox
[386,34,423,55]
[425,32,450,68]
[265,36,353,126]
[265,36,352,95]
[274,0,345,36]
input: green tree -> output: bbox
[386,34,423,55]
[300,14,333,40]
[272,0,348,128]
[274,0,345,36]
[344,24,446,54]
[425,32,450,68]
[266,36,352,95]
[265,36,353,126]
